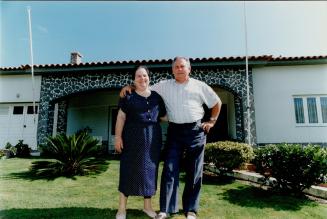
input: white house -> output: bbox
[253,63,327,144]
[0,54,326,151]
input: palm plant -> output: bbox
[30,132,108,178]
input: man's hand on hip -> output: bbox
[201,120,215,133]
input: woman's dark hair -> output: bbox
[131,65,150,80]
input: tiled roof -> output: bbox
[272,55,327,61]
[1,55,327,71]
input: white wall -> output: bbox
[67,106,109,138]
[0,75,41,102]
[66,91,119,140]
[253,64,327,144]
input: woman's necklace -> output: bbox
[135,89,151,98]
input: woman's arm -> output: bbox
[114,109,126,153]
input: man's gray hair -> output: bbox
[172,56,191,68]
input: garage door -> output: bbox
[0,105,10,148]
[0,104,38,150]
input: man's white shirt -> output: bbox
[151,78,220,124]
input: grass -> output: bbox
[0,157,326,219]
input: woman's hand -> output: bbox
[115,136,124,153]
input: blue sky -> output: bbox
[1,1,327,67]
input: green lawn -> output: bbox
[0,158,326,219]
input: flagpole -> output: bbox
[27,7,36,124]
[243,1,252,145]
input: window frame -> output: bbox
[293,95,327,127]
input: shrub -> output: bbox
[204,141,254,175]
[5,142,13,149]
[15,140,31,158]
[76,126,92,136]
[4,142,16,158]
[253,143,327,194]
[0,149,5,158]
[30,132,108,178]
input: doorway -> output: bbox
[203,104,228,143]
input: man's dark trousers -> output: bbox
[159,120,206,214]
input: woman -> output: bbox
[115,66,166,219]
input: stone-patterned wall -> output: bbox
[37,67,256,145]
[190,68,256,144]
[57,100,68,134]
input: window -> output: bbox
[294,98,304,123]
[321,97,327,123]
[307,98,318,123]
[27,106,38,114]
[13,106,24,115]
[293,95,327,125]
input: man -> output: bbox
[121,57,221,219]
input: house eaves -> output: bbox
[266,56,327,66]
[1,55,326,75]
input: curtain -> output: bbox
[294,98,304,123]
[320,97,327,123]
[307,97,318,123]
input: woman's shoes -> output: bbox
[116,211,126,219]
[143,209,157,218]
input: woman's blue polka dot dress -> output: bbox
[118,91,166,196]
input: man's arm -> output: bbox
[120,79,164,98]
[201,99,222,133]
[119,85,135,98]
